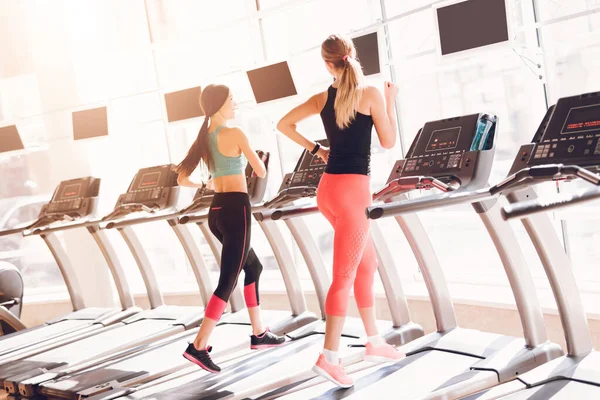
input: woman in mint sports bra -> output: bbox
[175,85,285,373]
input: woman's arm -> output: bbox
[277,92,326,153]
[233,128,267,178]
[370,82,398,149]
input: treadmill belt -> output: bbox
[41,324,252,398]
[462,379,526,399]
[0,320,89,356]
[275,350,478,399]
[125,334,364,400]
[0,319,174,387]
[496,380,600,400]
[149,335,326,399]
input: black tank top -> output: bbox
[320,85,373,175]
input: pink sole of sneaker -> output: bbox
[182,352,220,373]
[250,343,284,350]
[312,364,354,389]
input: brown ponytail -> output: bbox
[321,34,365,129]
[175,84,230,176]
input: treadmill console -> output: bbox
[43,177,100,218]
[115,164,179,210]
[387,113,497,188]
[264,139,328,209]
[526,92,600,170]
[289,139,329,188]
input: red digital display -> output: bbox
[562,104,600,134]
[60,183,82,199]
[426,127,461,152]
[139,172,160,188]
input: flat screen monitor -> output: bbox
[246,61,297,104]
[353,32,380,76]
[436,0,509,57]
[73,107,108,140]
[165,86,204,122]
[0,125,24,152]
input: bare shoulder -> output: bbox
[311,90,329,111]
[363,85,382,99]
[221,126,248,143]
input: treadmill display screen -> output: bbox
[139,172,160,188]
[426,127,461,152]
[61,184,82,199]
[561,104,600,134]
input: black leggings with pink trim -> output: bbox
[204,192,263,321]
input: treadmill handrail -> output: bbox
[269,204,320,221]
[263,186,317,209]
[101,203,161,223]
[0,226,33,237]
[0,306,26,332]
[178,189,215,215]
[490,164,600,196]
[366,187,495,220]
[23,217,104,236]
[103,209,181,230]
[503,187,600,220]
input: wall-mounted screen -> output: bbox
[353,32,380,76]
[436,0,509,56]
[0,125,24,152]
[73,107,108,140]
[165,86,204,122]
[247,61,297,104]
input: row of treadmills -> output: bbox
[1,91,600,399]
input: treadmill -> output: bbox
[1,165,207,398]
[29,152,318,400]
[0,177,141,363]
[457,92,600,399]
[274,113,563,399]
[106,142,424,400]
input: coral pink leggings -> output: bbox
[317,173,378,317]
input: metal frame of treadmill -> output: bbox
[1,194,210,397]
[459,168,600,397]
[0,217,141,364]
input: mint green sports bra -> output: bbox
[208,126,247,178]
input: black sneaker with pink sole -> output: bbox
[183,344,221,373]
[250,328,286,349]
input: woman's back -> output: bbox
[207,126,248,193]
[319,85,374,175]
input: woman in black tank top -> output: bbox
[277,34,405,387]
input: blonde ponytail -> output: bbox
[321,34,365,130]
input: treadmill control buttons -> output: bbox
[594,140,600,155]
[568,145,575,153]
[534,144,551,159]
[447,154,461,168]
[404,159,418,172]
